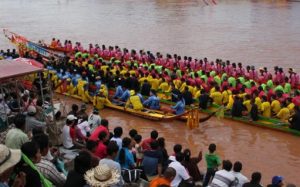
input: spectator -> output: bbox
[99,141,124,187]
[243,172,263,187]
[141,130,159,151]
[142,140,163,177]
[169,144,182,162]
[95,131,109,159]
[5,114,29,149]
[19,141,43,187]
[25,106,47,134]
[129,128,138,147]
[168,152,192,187]
[77,104,88,119]
[157,137,169,172]
[0,94,11,127]
[62,115,83,149]
[77,114,90,137]
[84,164,121,187]
[110,127,123,148]
[134,134,143,166]
[89,119,109,141]
[202,143,221,187]
[84,140,100,167]
[117,137,135,169]
[150,167,176,187]
[210,160,236,187]
[33,134,66,187]
[0,144,25,187]
[67,104,79,117]
[64,151,92,187]
[231,161,249,187]
[267,176,284,187]
[88,108,101,132]
[182,148,203,182]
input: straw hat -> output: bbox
[85,164,120,187]
[0,144,21,174]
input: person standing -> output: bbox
[202,143,221,187]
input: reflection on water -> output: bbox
[0,0,300,72]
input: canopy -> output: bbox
[0,58,44,80]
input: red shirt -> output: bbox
[89,126,109,141]
[141,138,155,151]
[95,141,107,159]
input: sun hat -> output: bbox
[0,144,21,174]
[67,114,77,121]
[85,164,120,187]
[272,176,283,185]
[27,105,37,114]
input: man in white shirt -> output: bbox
[88,108,101,133]
[62,115,77,149]
[77,114,90,137]
[110,127,123,148]
[169,153,192,187]
[210,160,236,187]
[231,161,248,187]
[99,141,123,187]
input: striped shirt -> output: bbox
[210,169,236,187]
[36,157,66,187]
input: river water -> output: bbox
[1,0,300,185]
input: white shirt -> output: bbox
[88,114,101,132]
[0,101,11,121]
[231,171,249,187]
[169,161,190,187]
[99,158,123,187]
[77,120,90,137]
[110,137,122,149]
[210,169,236,187]
[62,125,73,149]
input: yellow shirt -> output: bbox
[179,82,187,93]
[159,82,171,92]
[226,95,234,110]
[255,97,262,110]
[126,95,143,110]
[222,90,232,104]
[243,100,252,112]
[139,77,147,85]
[261,101,271,117]
[173,79,181,89]
[287,103,295,113]
[93,96,112,110]
[238,93,247,101]
[276,107,290,121]
[129,70,136,76]
[210,91,223,105]
[120,69,128,76]
[209,87,216,95]
[151,78,161,90]
[271,100,281,114]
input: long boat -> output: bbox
[56,92,187,121]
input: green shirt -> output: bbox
[284,83,291,93]
[267,80,273,88]
[228,77,236,87]
[205,153,221,169]
[5,128,29,149]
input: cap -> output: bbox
[67,114,77,121]
[272,176,283,185]
[27,105,37,114]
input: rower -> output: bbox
[114,84,124,99]
[125,90,144,111]
[119,86,130,102]
[171,95,186,115]
[143,90,160,110]
[261,96,271,118]
[93,90,112,110]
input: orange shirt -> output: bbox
[150,177,171,187]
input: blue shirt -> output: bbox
[117,148,135,169]
[120,89,130,101]
[143,96,160,110]
[95,80,102,90]
[171,99,185,115]
[114,86,124,98]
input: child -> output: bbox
[202,143,222,187]
[134,134,143,166]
